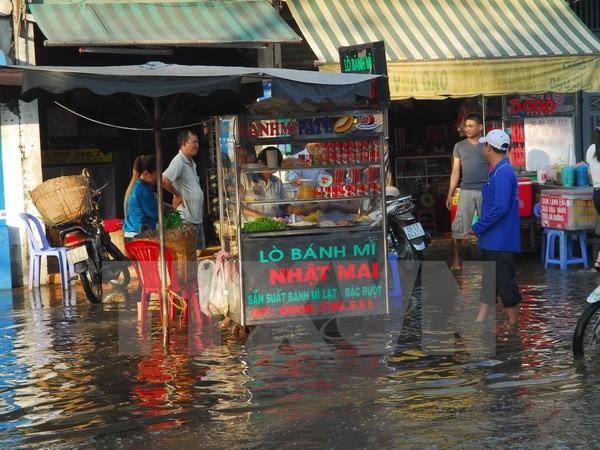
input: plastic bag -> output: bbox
[197,260,215,316]
[199,251,231,317]
[164,211,183,229]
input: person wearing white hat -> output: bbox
[469,129,522,329]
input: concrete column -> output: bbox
[0,3,43,287]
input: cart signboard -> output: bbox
[241,231,386,324]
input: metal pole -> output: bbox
[154,97,169,351]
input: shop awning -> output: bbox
[0,63,380,105]
[287,0,600,99]
[29,0,301,47]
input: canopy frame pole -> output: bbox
[153,97,170,351]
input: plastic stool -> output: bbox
[544,228,588,270]
[387,253,403,310]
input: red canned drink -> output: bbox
[327,142,336,165]
[328,147,336,165]
[371,181,381,195]
[335,148,343,164]
[355,141,363,163]
[369,148,378,163]
[341,149,348,164]
[326,186,334,198]
[315,186,324,198]
[362,141,370,163]
[334,185,343,198]
[347,142,356,164]
[346,184,356,197]
[370,141,380,162]
[356,183,365,196]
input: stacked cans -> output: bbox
[305,140,380,166]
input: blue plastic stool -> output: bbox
[544,228,588,270]
[387,253,403,310]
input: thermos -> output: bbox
[576,165,590,186]
[561,166,575,187]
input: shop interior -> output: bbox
[33,88,580,246]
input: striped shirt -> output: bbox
[163,151,204,224]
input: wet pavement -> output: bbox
[1,238,600,449]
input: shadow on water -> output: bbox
[1,253,600,448]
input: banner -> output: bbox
[322,56,600,100]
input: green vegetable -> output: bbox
[241,217,286,232]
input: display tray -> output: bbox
[318,221,355,228]
[287,221,318,229]
[242,222,374,238]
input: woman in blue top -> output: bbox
[123,155,158,242]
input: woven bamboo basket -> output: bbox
[30,175,91,226]
[137,224,197,283]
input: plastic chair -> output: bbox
[533,202,547,260]
[125,240,202,329]
[534,202,588,270]
[544,229,588,270]
[20,213,73,291]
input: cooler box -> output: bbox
[539,188,595,230]
[517,177,533,217]
[450,189,460,224]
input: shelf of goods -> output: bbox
[395,154,452,198]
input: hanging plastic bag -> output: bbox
[164,211,183,229]
[200,251,230,317]
[197,259,215,316]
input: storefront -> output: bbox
[0,0,302,286]
[286,0,600,232]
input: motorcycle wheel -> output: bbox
[79,261,103,304]
[103,239,131,288]
[573,301,600,356]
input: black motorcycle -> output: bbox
[369,192,431,263]
[52,170,130,303]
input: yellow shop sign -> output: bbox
[43,149,112,165]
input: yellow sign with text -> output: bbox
[42,149,112,165]
[322,56,600,100]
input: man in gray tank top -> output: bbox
[445,113,488,268]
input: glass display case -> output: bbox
[216,111,389,326]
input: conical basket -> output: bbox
[30,175,91,226]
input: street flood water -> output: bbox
[1,253,600,448]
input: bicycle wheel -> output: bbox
[573,302,600,356]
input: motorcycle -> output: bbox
[368,188,431,263]
[52,169,130,303]
[573,284,600,357]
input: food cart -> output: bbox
[216,109,389,326]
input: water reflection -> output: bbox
[0,255,599,447]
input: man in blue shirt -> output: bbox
[470,129,522,328]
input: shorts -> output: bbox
[184,221,206,250]
[452,189,482,240]
[479,249,522,308]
